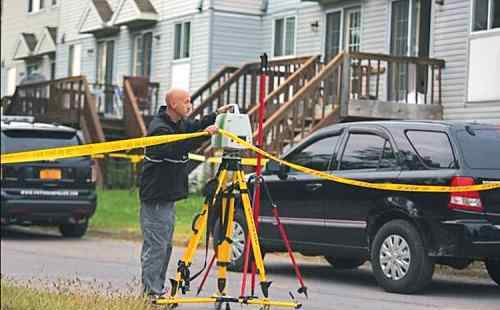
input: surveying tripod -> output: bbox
[155,152,301,309]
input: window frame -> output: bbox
[25,62,39,78]
[96,39,115,84]
[272,15,297,58]
[404,129,458,170]
[173,21,191,61]
[471,0,500,33]
[337,128,400,171]
[27,0,45,14]
[132,31,153,77]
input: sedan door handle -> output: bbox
[305,183,323,192]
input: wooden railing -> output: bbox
[262,53,345,155]
[345,52,445,106]
[248,55,322,136]
[120,76,161,138]
[123,77,148,138]
[189,56,312,121]
[4,76,106,183]
[191,66,238,107]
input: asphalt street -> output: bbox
[1,227,499,310]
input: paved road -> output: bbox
[1,227,499,309]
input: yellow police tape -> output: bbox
[217,129,500,193]
[1,129,499,193]
[92,153,268,166]
[0,132,208,164]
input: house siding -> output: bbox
[113,0,138,25]
[5,0,498,123]
[212,0,263,15]
[432,0,500,123]
[1,0,60,97]
[210,12,263,71]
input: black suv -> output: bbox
[1,116,97,238]
[224,121,500,293]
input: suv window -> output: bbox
[456,126,500,169]
[286,134,340,172]
[406,130,456,169]
[1,130,80,153]
[340,133,397,170]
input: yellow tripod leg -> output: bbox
[215,173,237,295]
[235,170,270,296]
[170,169,228,297]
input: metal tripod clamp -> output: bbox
[260,53,268,73]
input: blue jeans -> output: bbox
[140,200,176,296]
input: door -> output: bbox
[325,128,400,250]
[260,132,343,247]
[324,11,342,105]
[389,0,431,102]
[96,40,115,115]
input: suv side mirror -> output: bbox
[265,160,289,180]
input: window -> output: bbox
[456,126,500,169]
[132,32,153,77]
[27,0,44,13]
[345,8,361,52]
[52,0,57,6]
[1,130,79,154]
[473,0,500,31]
[26,62,38,78]
[286,135,340,172]
[68,44,81,76]
[174,22,191,60]
[406,131,456,169]
[96,41,114,84]
[274,16,296,57]
[340,133,397,170]
[49,55,56,80]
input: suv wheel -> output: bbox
[485,258,500,285]
[59,222,88,238]
[325,256,366,269]
[213,209,252,272]
[371,219,434,294]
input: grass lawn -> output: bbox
[89,189,203,242]
[0,279,154,310]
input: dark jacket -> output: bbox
[139,106,217,202]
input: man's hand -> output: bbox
[216,105,234,114]
[204,125,218,135]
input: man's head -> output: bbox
[165,88,192,121]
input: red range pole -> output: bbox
[240,53,268,297]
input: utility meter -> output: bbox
[211,104,253,150]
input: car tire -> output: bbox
[59,222,88,238]
[213,209,248,272]
[325,256,366,269]
[485,258,500,286]
[371,219,434,294]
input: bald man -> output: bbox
[139,88,231,298]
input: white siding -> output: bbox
[190,12,211,93]
[1,0,60,96]
[115,28,133,84]
[432,0,500,122]
[211,12,263,71]
[113,0,138,25]
[80,6,104,33]
[296,4,322,56]
[213,0,263,15]
[361,0,387,53]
